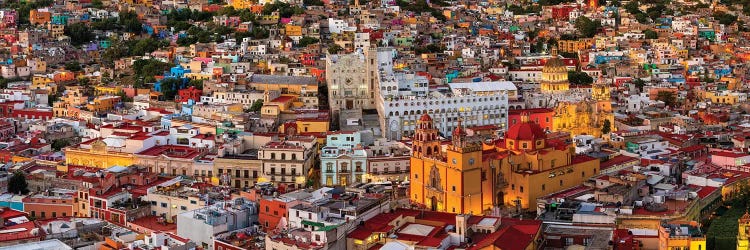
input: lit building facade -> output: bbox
[410,113,600,213]
[739,212,750,250]
[64,140,136,169]
[524,49,615,138]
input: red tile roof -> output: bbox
[600,155,638,170]
[136,145,202,159]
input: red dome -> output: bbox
[506,121,546,141]
[453,125,464,136]
[419,113,433,121]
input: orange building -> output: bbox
[410,113,600,213]
[22,194,76,219]
[53,70,75,83]
[258,198,289,230]
[29,10,51,25]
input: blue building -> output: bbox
[320,131,368,186]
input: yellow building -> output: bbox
[285,25,303,36]
[85,96,121,112]
[279,118,330,134]
[557,39,593,53]
[700,91,740,105]
[232,0,254,9]
[540,49,570,93]
[739,212,750,250]
[64,140,135,168]
[658,221,706,250]
[410,113,600,214]
[95,85,123,96]
[31,75,55,92]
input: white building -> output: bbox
[375,49,516,139]
[176,198,258,250]
[328,18,357,34]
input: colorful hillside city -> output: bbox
[1,0,750,249]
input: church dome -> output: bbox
[505,112,547,142]
[419,113,433,122]
[542,57,567,74]
[506,120,546,142]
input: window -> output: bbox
[190,200,197,204]
[161,203,167,208]
[151,201,157,205]
[565,238,574,246]
[452,186,456,192]
[542,184,545,191]
[512,184,515,190]
[520,186,524,193]
[414,174,418,179]
[181,206,187,211]
[560,180,563,186]
[582,171,585,177]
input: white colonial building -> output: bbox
[375,49,517,140]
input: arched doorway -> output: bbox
[430,196,438,211]
[497,192,505,206]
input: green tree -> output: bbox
[575,16,601,38]
[8,171,29,195]
[65,61,82,72]
[568,71,594,85]
[298,36,320,47]
[656,91,676,107]
[119,11,143,33]
[624,1,640,15]
[633,78,646,92]
[91,18,118,30]
[644,29,658,39]
[130,38,161,56]
[263,1,305,18]
[132,59,171,78]
[714,12,738,25]
[64,23,95,46]
[303,0,325,5]
[328,44,343,54]
[91,0,103,8]
[601,119,611,135]
[189,79,204,89]
[251,27,270,39]
[635,12,650,23]
[159,78,181,101]
[117,90,133,102]
[249,99,264,112]
[51,139,70,151]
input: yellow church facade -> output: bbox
[535,49,615,138]
[410,113,600,214]
[64,140,135,169]
[739,212,750,250]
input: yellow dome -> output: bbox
[542,57,567,73]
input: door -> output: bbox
[346,100,354,109]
